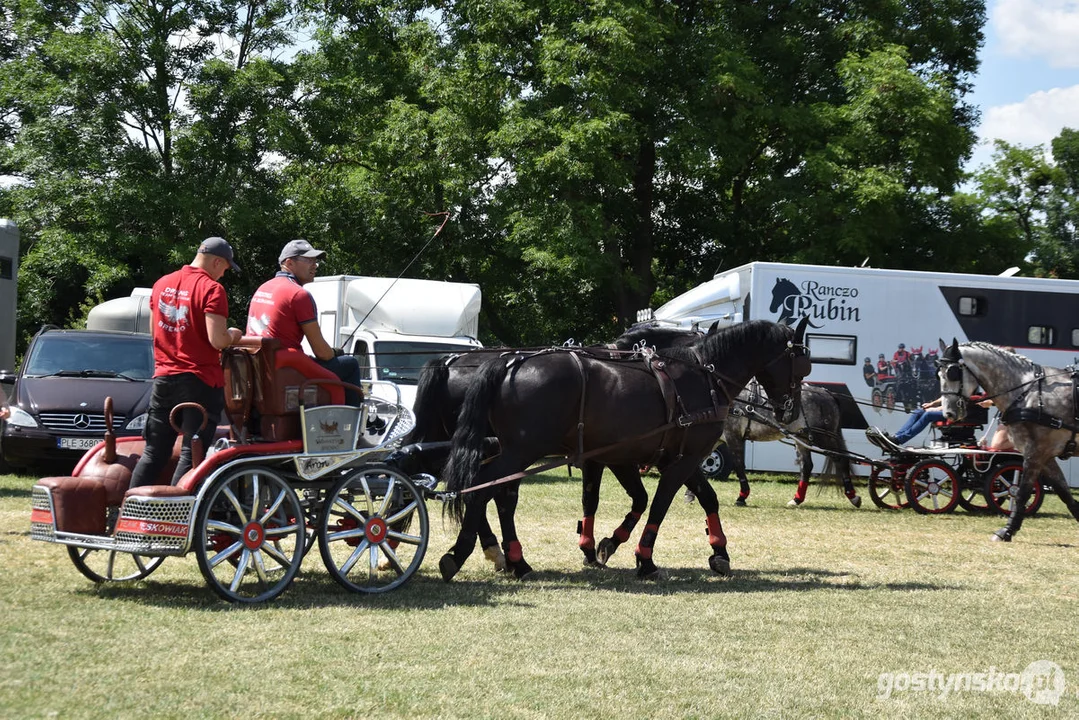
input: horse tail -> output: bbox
[411,358,450,443]
[444,356,510,522]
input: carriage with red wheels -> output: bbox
[29,337,434,603]
[865,413,1046,517]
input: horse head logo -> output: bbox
[769,278,801,325]
[319,420,339,434]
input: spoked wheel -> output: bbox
[194,465,306,604]
[956,468,993,514]
[984,464,1045,517]
[904,459,960,514]
[68,546,165,583]
[884,387,897,412]
[871,388,883,411]
[869,464,909,510]
[319,465,429,594]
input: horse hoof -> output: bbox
[596,538,618,566]
[787,498,803,507]
[508,558,534,580]
[483,545,507,572]
[635,554,663,580]
[850,495,862,509]
[683,490,697,504]
[438,554,459,582]
[735,498,747,507]
[992,529,1013,542]
[708,554,731,576]
[580,545,598,566]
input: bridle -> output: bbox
[759,338,811,417]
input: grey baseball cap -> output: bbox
[197,236,240,272]
[279,239,326,264]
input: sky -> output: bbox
[965,0,1079,172]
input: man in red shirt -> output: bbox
[246,239,362,404]
[129,237,243,487]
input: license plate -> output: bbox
[57,437,100,451]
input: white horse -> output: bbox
[936,339,1079,541]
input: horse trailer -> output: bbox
[639,262,1079,487]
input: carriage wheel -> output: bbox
[884,387,897,412]
[68,546,165,583]
[700,446,732,480]
[983,464,1045,517]
[871,388,883,411]
[318,465,429,594]
[194,465,305,604]
[956,467,992,514]
[904,460,960,514]
[868,465,909,510]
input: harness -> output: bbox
[941,353,1079,460]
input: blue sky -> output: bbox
[965,0,1079,171]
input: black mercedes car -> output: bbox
[1,328,154,471]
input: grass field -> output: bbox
[1,468,1077,719]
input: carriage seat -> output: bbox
[222,337,347,443]
[932,403,989,446]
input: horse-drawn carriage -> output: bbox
[865,405,1044,517]
[29,337,433,603]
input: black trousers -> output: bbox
[128,373,224,488]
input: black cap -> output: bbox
[198,236,240,272]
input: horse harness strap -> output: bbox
[999,362,1079,459]
[644,352,729,465]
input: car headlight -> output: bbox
[6,407,39,428]
[124,413,147,431]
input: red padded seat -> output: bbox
[37,476,107,535]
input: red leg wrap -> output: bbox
[635,523,659,559]
[613,511,642,543]
[705,513,726,547]
[794,480,809,503]
[578,516,595,550]
[844,486,857,499]
[506,540,523,563]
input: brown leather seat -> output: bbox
[222,337,347,442]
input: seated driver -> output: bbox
[246,239,362,405]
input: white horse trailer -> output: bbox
[641,262,1079,487]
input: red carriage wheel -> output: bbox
[884,387,897,412]
[904,459,960,514]
[983,464,1045,517]
[871,388,883,410]
[869,464,909,510]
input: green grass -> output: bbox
[1,469,1078,719]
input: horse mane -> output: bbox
[965,341,1034,373]
[613,324,700,348]
[665,319,788,366]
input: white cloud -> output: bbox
[994,0,1079,67]
[979,85,1079,150]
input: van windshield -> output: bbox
[24,334,154,380]
[372,341,480,384]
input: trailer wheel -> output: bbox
[700,445,732,480]
[869,465,909,510]
[904,459,960,514]
[68,547,165,583]
[983,464,1045,517]
[194,465,305,604]
[319,465,428,594]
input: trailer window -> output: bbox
[1028,326,1056,346]
[1072,329,1079,348]
[957,296,985,316]
[805,334,856,365]
[0,256,12,280]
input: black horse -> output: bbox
[441,318,810,580]
[407,323,710,574]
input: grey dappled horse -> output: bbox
[936,339,1079,541]
[722,382,860,508]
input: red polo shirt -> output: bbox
[151,265,228,387]
[246,273,317,351]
